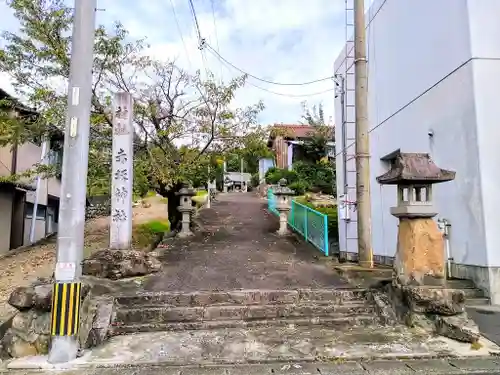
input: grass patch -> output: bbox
[196,190,208,196]
[132,219,170,249]
[192,195,207,208]
[160,197,168,204]
[145,190,157,197]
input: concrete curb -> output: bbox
[3,357,500,374]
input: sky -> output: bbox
[0,0,374,126]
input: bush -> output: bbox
[192,195,207,208]
[132,219,170,248]
[289,181,310,196]
[294,197,338,240]
[292,160,335,195]
[251,173,260,187]
[265,167,299,185]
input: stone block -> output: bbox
[8,287,35,310]
[402,286,465,315]
[82,249,162,280]
[434,313,480,343]
[79,295,114,349]
[394,218,445,285]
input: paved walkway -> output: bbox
[5,358,500,374]
[143,193,348,292]
[468,305,500,346]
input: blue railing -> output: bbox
[267,189,329,256]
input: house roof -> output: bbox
[0,88,38,116]
[267,124,334,147]
[0,180,36,192]
[0,87,64,139]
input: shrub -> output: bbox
[132,219,170,248]
[265,167,299,185]
[289,181,310,196]
[251,173,260,187]
[294,197,338,240]
[292,160,335,195]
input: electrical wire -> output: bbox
[205,44,334,86]
[241,79,335,98]
[187,0,210,79]
[168,0,192,69]
[210,0,223,83]
[202,46,335,97]
[187,0,202,41]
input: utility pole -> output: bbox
[48,0,97,364]
[29,138,48,244]
[240,157,244,192]
[354,0,373,268]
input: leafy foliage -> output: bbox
[300,102,334,161]
[0,0,265,229]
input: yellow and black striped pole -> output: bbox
[50,282,82,337]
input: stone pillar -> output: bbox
[274,178,295,236]
[110,92,134,250]
[376,152,456,286]
[223,161,228,193]
[176,186,195,238]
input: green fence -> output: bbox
[267,189,329,256]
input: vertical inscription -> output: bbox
[110,92,134,250]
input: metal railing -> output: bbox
[267,189,329,256]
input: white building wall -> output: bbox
[335,0,500,301]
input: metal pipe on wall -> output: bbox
[29,138,48,244]
[438,218,453,279]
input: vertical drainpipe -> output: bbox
[29,138,48,244]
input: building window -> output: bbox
[25,202,47,219]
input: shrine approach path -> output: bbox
[143,192,349,292]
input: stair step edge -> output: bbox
[114,289,369,305]
[110,315,379,333]
[116,301,372,311]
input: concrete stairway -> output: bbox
[109,288,378,336]
[445,278,490,306]
[335,266,490,307]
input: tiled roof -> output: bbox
[270,124,315,139]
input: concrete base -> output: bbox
[394,218,445,285]
[452,263,500,305]
[47,336,79,364]
[176,229,193,238]
[7,325,500,370]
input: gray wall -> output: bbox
[334,0,500,269]
[0,190,13,254]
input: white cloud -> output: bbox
[0,0,358,125]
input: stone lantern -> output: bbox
[273,178,295,236]
[376,152,455,286]
[176,185,196,238]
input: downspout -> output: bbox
[9,142,19,249]
[437,218,453,279]
[29,138,48,244]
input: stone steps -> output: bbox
[111,288,375,335]
[114,288,368,308]
[82,325,498,367]
[109,314,378,336]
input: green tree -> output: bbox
[300,102,333,161]
[0,0,265,230]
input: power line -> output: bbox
[210,0,223,82]
[243,79,336,98]
[205,44,334,86]
[169,0,192,68]
[187,0,202,41]
[204,46,335,97]
[187,0,209,78]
